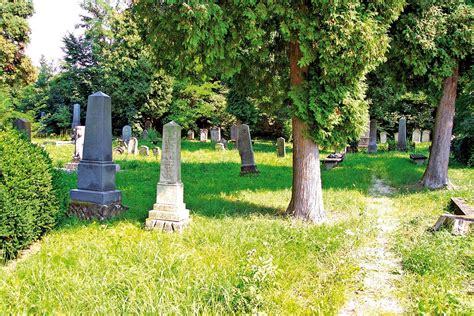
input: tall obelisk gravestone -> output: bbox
[146,121,190,232]
[238,124,259,175]
[398,117,407,151]
[72,103,81,129]
[367,119,378,153]
[69,92,126,220]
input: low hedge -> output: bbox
[0,129,64,261]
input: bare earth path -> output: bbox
[339,177,403,315]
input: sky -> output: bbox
[26,0,86,66]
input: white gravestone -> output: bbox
[422,130,431,142]
[412,129,421,143]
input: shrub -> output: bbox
[0,128,64,261]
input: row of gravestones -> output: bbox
[379,129,431,144]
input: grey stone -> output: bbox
[153,147,161,157]
[73,126,85,160]
[122,125,132,145]
[187,130,194,140]
[139,145,150,156]
[380,131,387,144]
[215,143,225,151]
[72,103,81,129]
[128,137,138,155]
[368,119,378,153]
[358,116,370,148]
[412,129,421,143]
[398,117,407,151]
[277,137,286,157]
[230,124,239,141]
[14,118,31,140]
[237,124,259,175]
[422,130,431,142]
[394,132,399,143]
[210,127,221,142]
[70,91,122,209]
[146,121,190,231]
[199,128,208,142]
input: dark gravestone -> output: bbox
[230,124,238,141]
[398,117,407,151]
[238,124,259,175]
[14,118,31,140]
[70,92,126,219]
[277,137,286,157]
[368,119,378,153]
[72,103,80,129]
[122,125,132,145]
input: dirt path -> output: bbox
[339,177,403,315]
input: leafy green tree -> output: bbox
[135,1,405,222]
[0,0,36,93]
[390,0,473,188]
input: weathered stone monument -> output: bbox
[358,117,370,148]
[277,137,286,157]
[65,126,86,171]
[13,118,31,140]
[139,145,150,156]
[187,130,194,140]
[199,128,208,142]
[238,124,259,175]
[422,130,431,142]
[230,124,239,141]
[146,121,190,232]
[210,127,221,142]
[122,125,132,145]
[412,128,421,143]
[380,131,387,144]
[72,103,81,129]
[368,119,378,153]
[69,92,126,220]
[128,137,138,155]
[398,117,407,151]
[394,132,399,143]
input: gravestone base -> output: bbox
[65,162,79,171]
[240,165,259,176]
[71,189,122,205]
[145,218,191,232]
[68,200,128,220]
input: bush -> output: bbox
[0,129,64,261]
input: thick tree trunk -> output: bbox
[285,40,326,223]
[422,66,459,189]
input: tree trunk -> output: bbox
[422,65,459,189]
[285,40,326,223]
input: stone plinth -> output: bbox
[146,121,190,232]
[69,92,125,219]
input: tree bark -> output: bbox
[422,65,459,189]
[285,40,326,223]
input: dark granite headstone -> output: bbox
[368,119,378,153]
[398,117,407,151]
[277,137,286,157]
[238,124,259,175]
[72,103,80,129]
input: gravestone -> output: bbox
[69,92,126,220]
[219,138,228,149]
[394,132,399,143]
[153,147,161,157]
[139,145,150,156]
[65,126,86,171]
[72,103,81,129]
[358,117,370,148]
[187,130,194,140]
[368,119,378,153]
[422,130,431,142]
[13,118,31,140]
[199,128,208,142]
[127,137,138,155]
[398,117,407,151]
[210,127,221,142]
[230,124,238,141]
[142,120,152,139]
[122,125,132,145]
[146,121,190,232]
[412,128,421,143]
[40,111,46,119]
[238,124,259,175]
[380,131,387,144]
[215,143,225,151]
[277,137,286,157]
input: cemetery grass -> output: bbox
[0,141,472,313]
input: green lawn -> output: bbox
[0,139,472,314]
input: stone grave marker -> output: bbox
[412,128,421,143]
[199,128,208,142]
[368,119,378,153]
[139,145,150,156]
[358,117,370,148]
[238,124,259,175]
[122,125,132,145]
[146,121,190,232]
[72,103,81,129]
[398,117,407,151]
[215,143,225,151]
[422,130,431,142]
[13,118,31,140]
[69,92,126,220]
[380,131,387,144]
[128,137,138,155]
[230,124,238,141]
[153,147,161,157]
[210,127,221,142]
[394,132,399,143]
[187,130,194,140]
[65,126,86,171]
[277,137,286,157]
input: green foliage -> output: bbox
[0,129,64,261]
[226,89,258,127]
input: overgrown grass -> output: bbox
[0,139,472,313]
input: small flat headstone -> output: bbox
[380,131,387,144]
[128,137,138,155]
[187,130,194,140]
[412,129,421,143]
[199,128,208,142]
[210,127,221,142]
[422,130,431,142]
[139,145,150,156]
